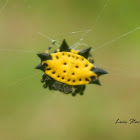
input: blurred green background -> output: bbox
[0,0,140,140]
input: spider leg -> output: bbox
[48,77,55,90]
[40,73,49,88]
[72,85,86,96]
[43,75,50,88]
[45,40,56,53]
[72,86,82,96]
[41,73,47,83]
[79,85,86,95]
[43,75,54,89]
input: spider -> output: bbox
[35,39,108,96]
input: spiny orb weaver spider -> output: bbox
[35,39,108,96]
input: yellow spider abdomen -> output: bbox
[45,52,97,85]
